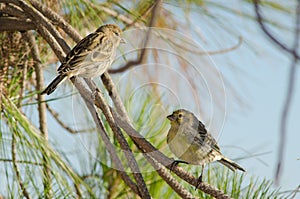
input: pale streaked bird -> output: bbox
[42,24,125,95]
[167,109,245,187]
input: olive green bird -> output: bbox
[167,109,245,186]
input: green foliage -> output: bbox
[0,0,297,198]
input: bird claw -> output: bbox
[91,88,101,101]
[195,174,203,190]
[169,159,189,172]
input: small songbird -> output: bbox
[42,24,125,95]
[167,109,245,186]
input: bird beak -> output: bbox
[120,38,126,44]
[167,114,175,121]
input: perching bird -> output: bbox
[42,24,125,95]
[167,109,245,187]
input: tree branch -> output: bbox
[86,79,151,199]
[0,3,28,19]
[143,154,198,199]
[275,0,300,184]
[0,17,34,31]
[72,77,142,197]
[10,0,70,54]
[253,0,300,60]
[108,0,162,74]
[24,30,52,198]
[46,103,96,134]
[28,0,82,42]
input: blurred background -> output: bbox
[0,0,299,198]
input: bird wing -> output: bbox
[195,120,221,152]
[58,31,113,73]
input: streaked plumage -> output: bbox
[167,109,245,185]
[42,24,125,95]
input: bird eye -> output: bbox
[114,32,120,36]
[178,113,183,118]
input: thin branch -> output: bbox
[46,103,95,134]
[18,33,29,107]
[144,154,198,199]
[0,158,43,166]
[12,131,31,199]
[101,72,131,123]
[108,0,162,74]
[87,2,144,28]
[87,79,151,199]
[253,0,300,60]
[72,77,141,197]
[0,3,28,19]
[170,36,243,55]
[28,0,82,42]
[275,0,300,184]
[24,31,52,198]
[10,0,70,54]
[0,17,35,31]
[36,24,65,61]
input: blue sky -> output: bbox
[40,0,299,194]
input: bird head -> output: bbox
[167,109,196,126]
[97,24,126,45]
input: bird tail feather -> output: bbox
[218,157,246,172]
[41,74,67,95]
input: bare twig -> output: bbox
[36,24,65,61]
[0,3,28,19]
[101,72,131,123]
[28,0,82,42]
[0,17,35,31]
[86,79,151,199]
[253,0,300,60]
[72,77,141,197]
[46,103,95,134]
[275,0,300,184]
[170,36,243,55]
[12,131,31,199]
[0,158,43,166]
[108,0,162,74]
[18,33,29,107]
[11,0,70,54]
[144,154,198,199]
[24,31,52,198]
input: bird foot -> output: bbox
[169,159,189,172]
[195,174,203,190]
[91,88,102,101]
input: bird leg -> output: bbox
[83,78,102,100]
[169,159,189,172]
[195,165,204,190]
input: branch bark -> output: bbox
[72,77,142,197]
[87,79,151,199]
[0,17,34,31]
[24,31,52,198]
